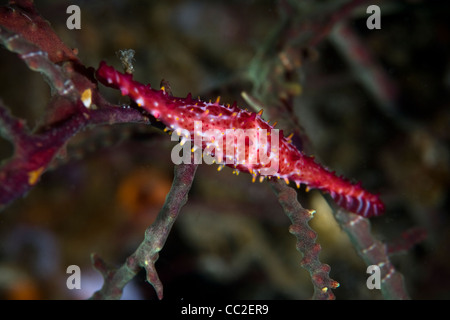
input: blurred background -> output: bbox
[0,0,448,299]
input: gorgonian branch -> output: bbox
[334,209,410,299]
[329,22,399,114]
[0,1,151,210]
[0,0,78,64]
[0,97,150,210]
[305,0,373,48]
[90,163,198,300]
[270,180,339,300]
[0,26,77,97]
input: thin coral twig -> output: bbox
[306,0,372,48]
[0,26,77,97]
[0,97,150,210]
[334,209,410,299]
[90,163,198,300]
[270,180,339,300]
[329,22,399,114]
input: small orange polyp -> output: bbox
[28,167,44,185]
[81,88,92,108]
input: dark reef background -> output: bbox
[0,0,448,299]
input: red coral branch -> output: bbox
[0,97,151,209]
[386,227,427,255]
[0,1,151,210]
[0,0,78,64]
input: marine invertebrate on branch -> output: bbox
[96,62,385,217]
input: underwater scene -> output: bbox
[0,0,448,303]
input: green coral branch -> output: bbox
[90,163,198,300]
[334,209,410,300]
[270,180,339,300]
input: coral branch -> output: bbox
[306,0,372,48]
[0,0,78,64]
[386,227,427,255]
[329,22,399,113]
[0,98,84,208]
[90,163,198,300]
[0,26,76,97]
[0,99,29,146]
[0,1,152,211]
[0,97,150,210]
[334,209,410,299]
[270,180,339,300]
